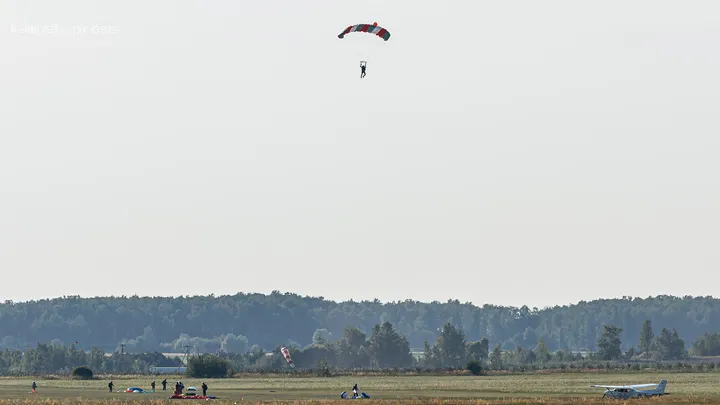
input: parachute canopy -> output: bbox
[280,346,295,368]
[338,22,390,41]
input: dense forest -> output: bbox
[2,293,720,355]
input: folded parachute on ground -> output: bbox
[125,387,151,393]
[341,391,371,399]
[169,394,217,400]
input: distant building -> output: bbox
[149,366,187,374]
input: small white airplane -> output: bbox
[590,379,668,399]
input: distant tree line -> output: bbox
[690,332,720,356]
[0,343,182,376]
[3,293,720,356]
[2,319,720,376]
[240,320,719,375]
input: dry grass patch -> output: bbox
[0,372,719,402]
[1,398,720,405]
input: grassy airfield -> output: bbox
[1,372,719,404]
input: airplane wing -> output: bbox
[628,383,659,389]
[590,383,658,389]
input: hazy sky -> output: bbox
[2,0,719,308]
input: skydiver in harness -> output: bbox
[352,383,359,398]
[360,61,366,79]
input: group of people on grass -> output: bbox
[173,381,209,396]
[33,378,357,399]
[105,379,207,396]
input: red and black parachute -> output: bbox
[338,22,391,41]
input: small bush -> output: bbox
[466,360,483,376]
[187,354,231,378]
[316,358,332,377]
[72,366,94,380]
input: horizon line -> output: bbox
[3,291,716,310]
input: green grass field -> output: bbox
[1,373,718,404]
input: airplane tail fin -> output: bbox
[655,380,667,394]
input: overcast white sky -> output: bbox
[1,0,719,308]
